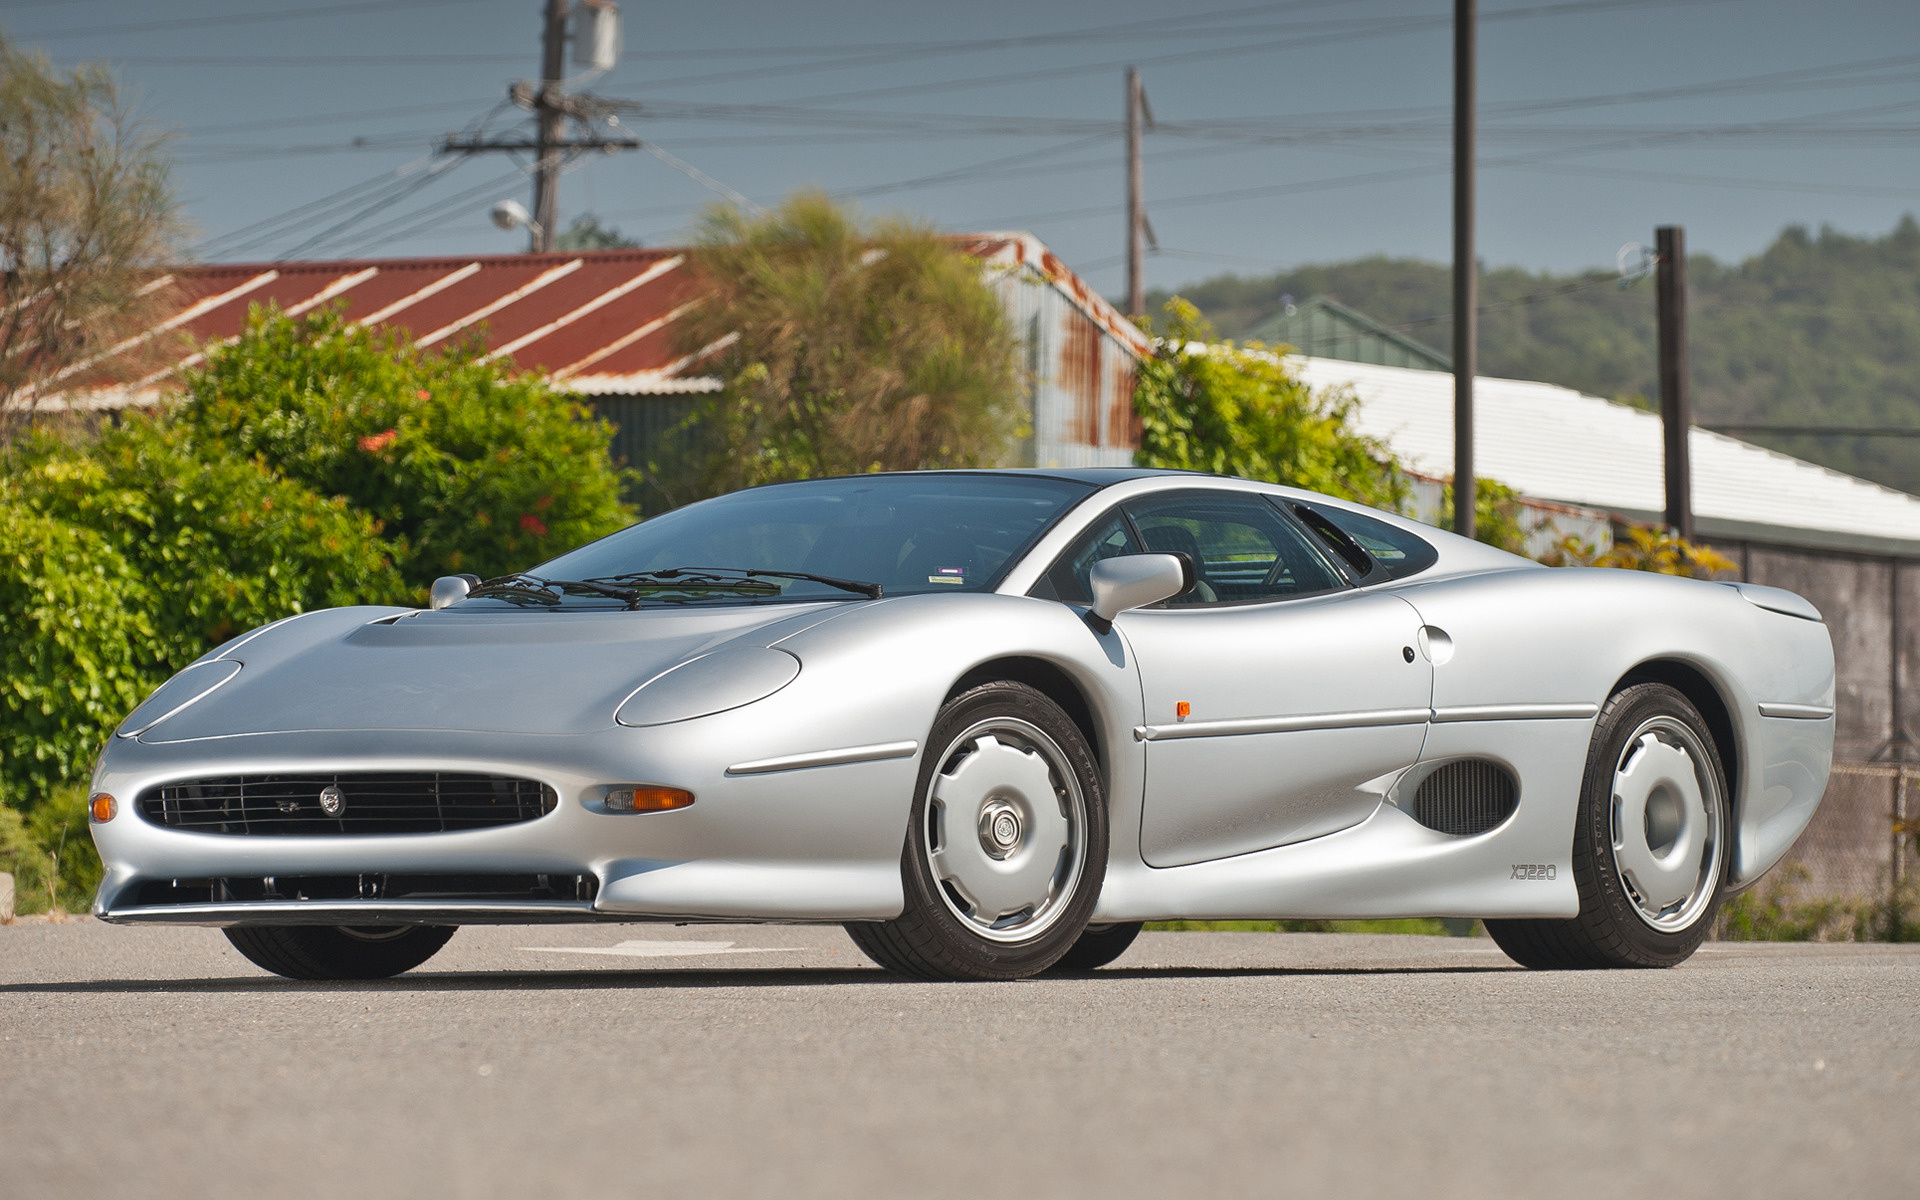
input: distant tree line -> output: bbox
[1148,216,1920,497]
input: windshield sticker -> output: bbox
[929,567,967,585]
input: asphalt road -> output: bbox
[2,920,1915,1199]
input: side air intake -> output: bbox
[1409,760,1518,836]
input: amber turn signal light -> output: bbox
[605,786,694,813]
[89,793,117,823]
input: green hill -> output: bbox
[1147,216,1920,498]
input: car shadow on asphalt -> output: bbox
[0,962,1519,994]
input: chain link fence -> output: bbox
[1714,763,1920,941]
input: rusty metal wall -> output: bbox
[986,264,1138,469]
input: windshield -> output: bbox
[527,473,1096,605]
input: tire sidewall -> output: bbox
[898,681,1107,977]
[1577,683,1730,966]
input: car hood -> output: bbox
[138,601,858,742]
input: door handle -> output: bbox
[1417,626,1454,665]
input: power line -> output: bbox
[1705,425,1920,438]
[194,162,433,257]
[15,0,474,40]
[337,172,535,256]
[619,0,1717,111]
[160,38,1917,151]
[1497,159,1920,199]
[279,157,469,259]
[58,54,535,67]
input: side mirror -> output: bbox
[429,574,482,610]
[1086,553,1191,634]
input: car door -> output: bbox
[1038,490,1432,867]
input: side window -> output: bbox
[1029,511,1142,604]
[1126,492,1346,607]
[1310,505,1440,581]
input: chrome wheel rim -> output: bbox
[923,717,1087,944]
[1609,715,1724,932]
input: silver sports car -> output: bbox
[87,469,1835,980]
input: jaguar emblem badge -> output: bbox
[318,784,346,817]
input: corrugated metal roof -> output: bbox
[1290,354,1920,558]
[56,234,1143,409]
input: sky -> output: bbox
[6,0,1918,296]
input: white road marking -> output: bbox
[519,939,802,959]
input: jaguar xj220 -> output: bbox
[87,469,1835,980]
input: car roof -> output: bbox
[842,467,1215,487]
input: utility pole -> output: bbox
[1451,0,1477,540]
[440,1,635,252]
[1656,224,1693,540]
[531,0,570,252]
[1125,67,1155,319]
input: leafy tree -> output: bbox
[1132,298,1408,511]
[555,214,638,250]
[676,191,1021,497]
[0,33,181,442]
[174,305,636,592]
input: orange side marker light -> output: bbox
[1176,701,1191,721]
[605,786,695,813]
[89,793,117,823]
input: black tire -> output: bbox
[225,924,456,980]
[1049,921,1144,971]
[1486,682,1730,969]
[845,680,1107,981]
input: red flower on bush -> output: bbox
[358,428,397,452]
[519,513,548,537]
[416,389,431,401]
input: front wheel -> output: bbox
[845,680,1107,981]
[1486,682,1729,969]
[225,924,456,980]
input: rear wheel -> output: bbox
[225,924,456,980]
[1486,682,1728,969]
[846,680,1106,981]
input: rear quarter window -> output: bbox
[1312,505,1439,581]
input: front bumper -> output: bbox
[91,719,919,925]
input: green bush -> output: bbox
[0,491,151,802]
[9,418,403,674]
[1437,476,1536,556]
[0,785,101,915]
[175,305,636,592]
[1133,299,1408,511]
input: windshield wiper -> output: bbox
[471,574,640,605]
[595,566,883,600]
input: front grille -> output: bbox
[138,772,557,836]
[1410,760,1518,837]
